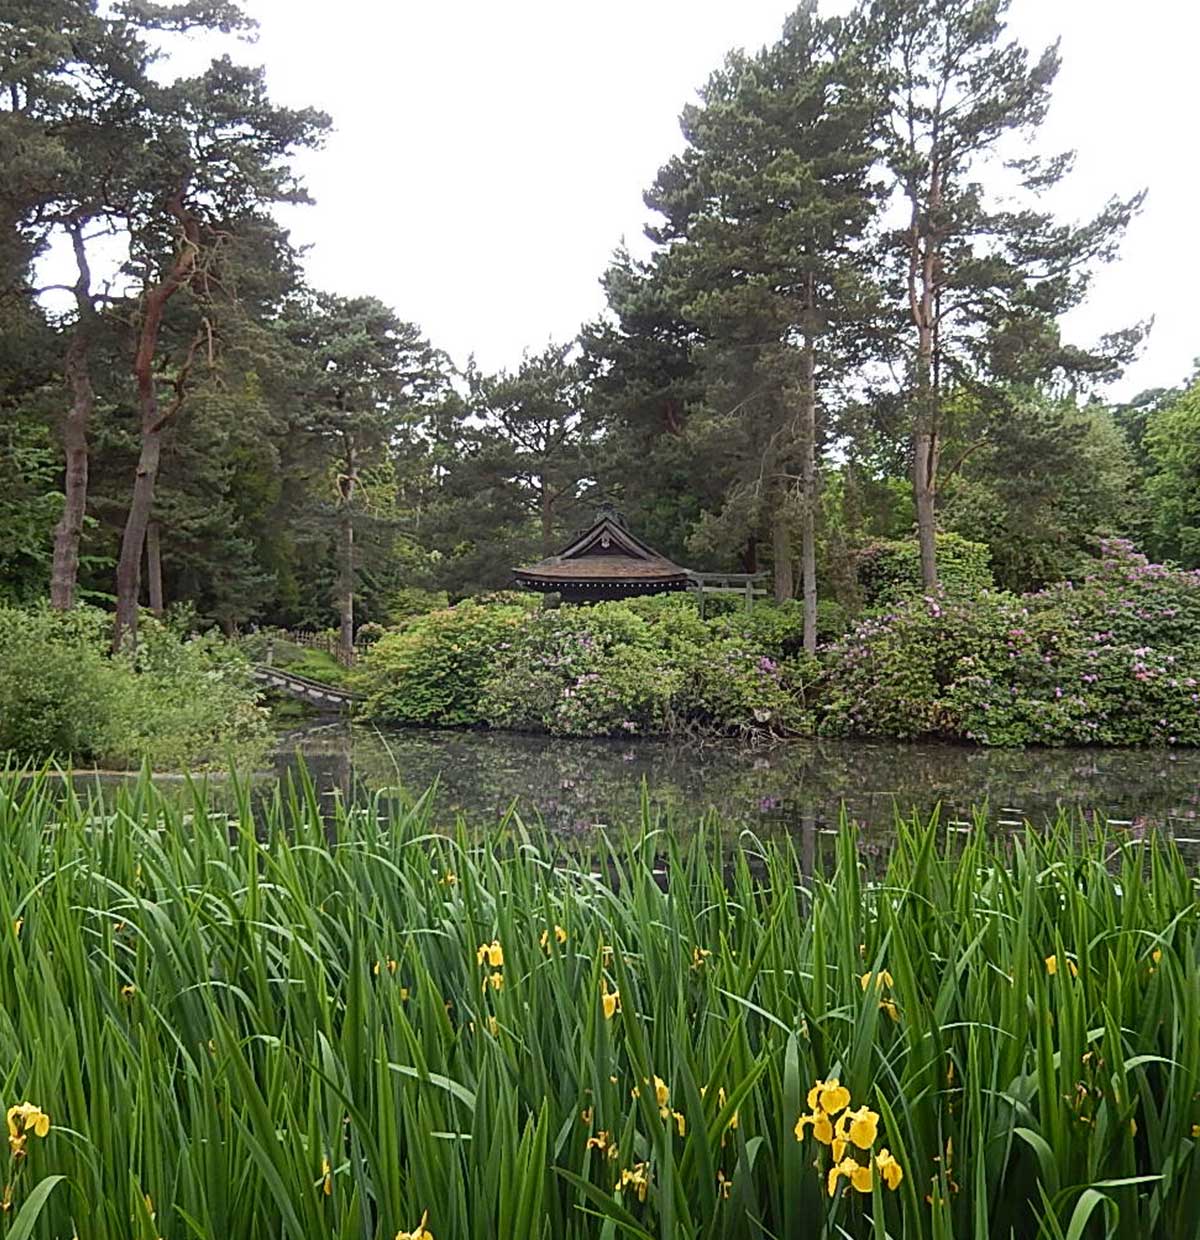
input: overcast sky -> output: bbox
[229,0,1196,398]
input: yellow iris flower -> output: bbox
[806,1078,851,1116]
[1045,954,1077,977]
[601,982,620,1019]
[795,1110,834,1145]
[860,970,894,991]
[876,1147,904,1189]
[395,1209,434,1240]
[653,1077,669,1109]
[840,1105,880,1150]
[476,940,503,968]
[5,1103,50,1141]
[828,1157,873,1196]
[617,1163,650,1202]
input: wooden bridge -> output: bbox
[251,665,360,713]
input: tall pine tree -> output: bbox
[640,3,881,646]
[868,0,1144,588]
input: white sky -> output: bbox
[220,1,1196,396]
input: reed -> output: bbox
[0,770,1195,1238]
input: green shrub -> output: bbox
[479,599,813,738]
[0,606,124,759]
[857,532,993,605]
[382,586,450,624]
[0,605,268,766]
[356,601,528,726]
[358,595,813,738]
[112,620,271,768]
[680,637,812,734]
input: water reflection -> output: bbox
[272,725,1200,844]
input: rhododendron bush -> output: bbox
[821,541,1200,745]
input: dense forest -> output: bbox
[2,0,1196,660]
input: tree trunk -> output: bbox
[49,224,96,610]
[113,191,200,652]
[114,433,163,648]
[772,504,794,603]
[913,427,939,592]
[540,476,554,557]
[336,438,357,668]
[908,168,942,592]
[146,521,164,616]
[799,326,818,653]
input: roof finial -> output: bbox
[596,499,626,527]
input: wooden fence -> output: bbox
[686,572,771,616]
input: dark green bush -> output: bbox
[360,594,811,737]
[356,601,529,726]
[857,532,993,605]
[0,605,269,765]
[0,606,123,759]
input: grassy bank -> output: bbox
[0,775,1196,1237]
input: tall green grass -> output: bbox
[0,771,1196,1238]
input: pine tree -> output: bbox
[867,0,1144,588]
[468,343,594,558]
[639,3,881,647]
[279,293,448,663]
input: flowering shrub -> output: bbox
[360,595,811,737]
[822,541,1200,745]
[482,610,683,736]
[481,600,811,737]
[680,640,813,735]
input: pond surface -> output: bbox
[268,725,1200,845]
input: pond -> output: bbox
[268,724,1200,845]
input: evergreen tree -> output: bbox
[638,3,881,646]
[468,342,594,558]
[110,43,328,648]
[1143,372,1200,568]
[280,293,448,662]
[867,0,1144,589]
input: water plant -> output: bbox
[0,771,1196,1237]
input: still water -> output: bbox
[268,725,1200,841]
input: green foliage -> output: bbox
[360,595,811,738]
[111,619,271,768]
[284,649,350,687]
[1,773,1198,1238]
[1143,376,1200,567]
[356,601,529,726]
[381,588,450,625]
[0,406,62,606]
[0,605,268,765]
[941,399,1139,591]
[0,606,124,759]
[856,532,993,606]
[822,541,1200,745]
[480,604,685,737]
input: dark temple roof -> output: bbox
[513,508,691,593]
